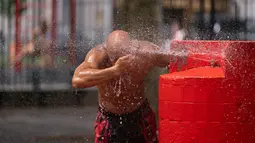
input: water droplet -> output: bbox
[80,116,82,119]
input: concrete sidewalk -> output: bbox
[0,106,97,143]
[0,88,99,143]
[0,85,159,143]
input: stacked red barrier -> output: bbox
[168,40,228,73]
[159,41,255,142]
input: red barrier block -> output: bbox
[160,41,255,142]
[160,121,255,143]
[169,41,255,84]
[159,67,233,103]
[224,42,255,90]
[159,119,240,143]
[159,101,237,122]
[169,53,224,73]
[158,67,249,142]
[169,40,228,73]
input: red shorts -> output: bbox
[94,99,158,143]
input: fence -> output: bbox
[0,0,254,92]
[0,0,113,91]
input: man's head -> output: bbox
[105,30,131,59]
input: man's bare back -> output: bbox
[72,30,170,114]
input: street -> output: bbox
[0,106,97,143]
[0,88,99,143]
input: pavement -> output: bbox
[0,106,97,143]
[0,88,99,143]
[0,88,160,143]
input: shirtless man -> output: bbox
[72,30,172,143]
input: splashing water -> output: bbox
[115,77,122,97]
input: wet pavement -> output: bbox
[0,106,97,143]
[0,88,99,143]
[0,78,160,143]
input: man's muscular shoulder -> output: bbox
[86,44,111,69]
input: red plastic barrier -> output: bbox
[169,53,223,73]
[169,40,228,73]
[159,41,255,142]
[169,40,255,98]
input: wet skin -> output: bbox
[72,31,170,114]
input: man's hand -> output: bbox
[168,49,188,71]
[114,55,134,75]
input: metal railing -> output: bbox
[0,0,254,91]
[0,0,113,91]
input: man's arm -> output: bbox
[72,66,119,88]
[72,47,117,88]
[136,41,170,68]
[137,41,187,68]
[72,45,132,88]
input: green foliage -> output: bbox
[0,0,27,17]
